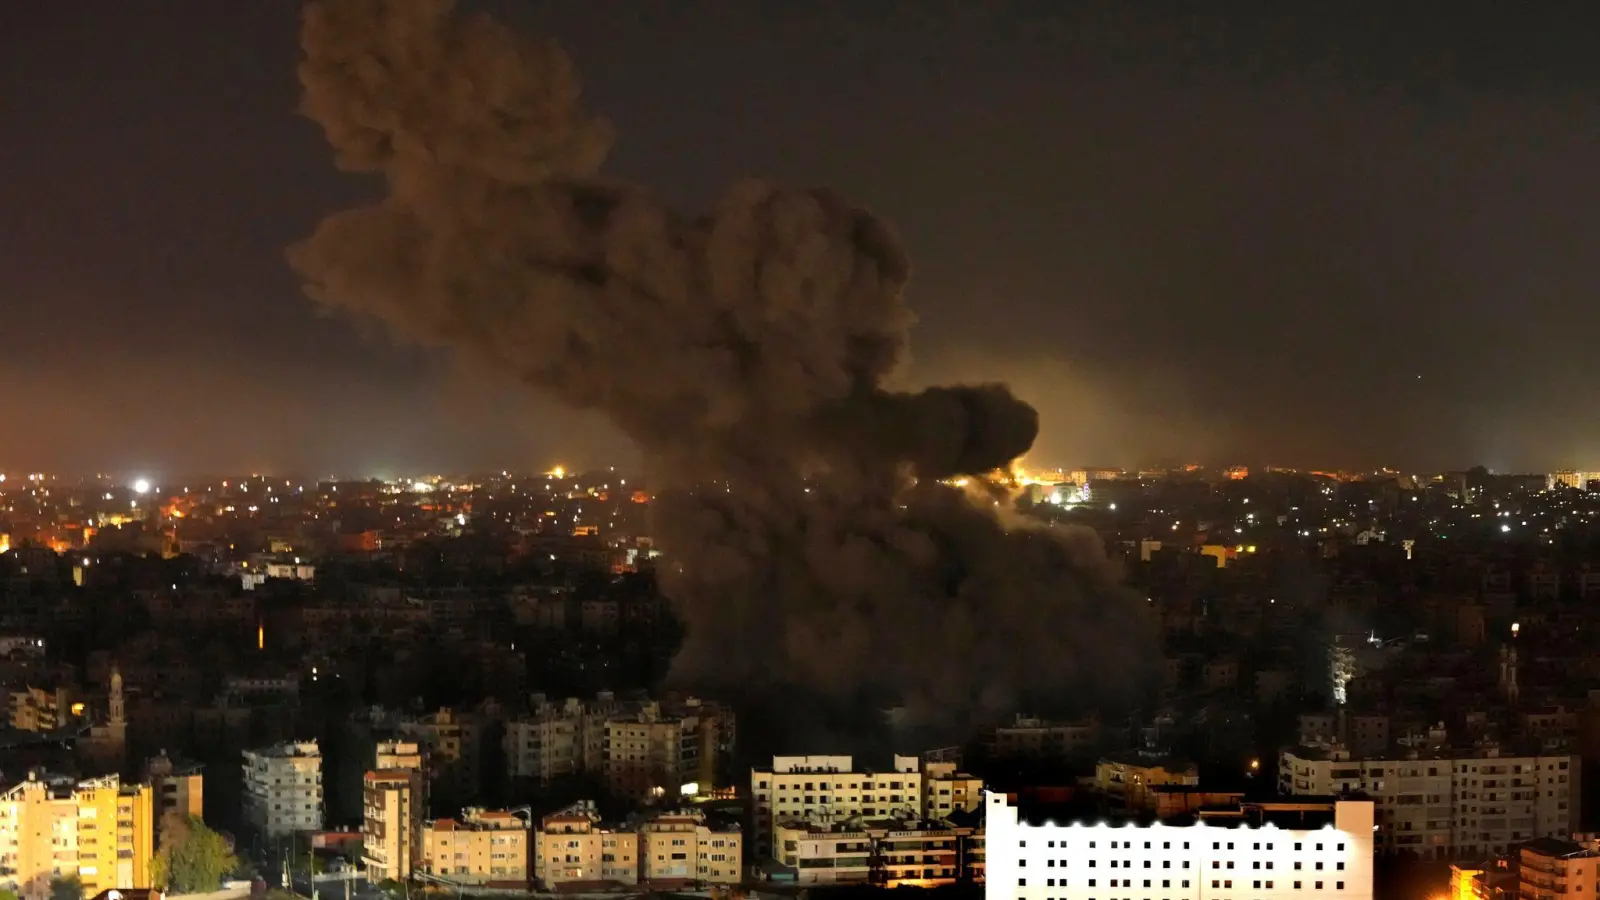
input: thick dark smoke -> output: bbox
[290,0,1158,737]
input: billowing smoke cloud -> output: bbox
[290,0,1157,734]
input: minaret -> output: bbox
[110,667,125,727]
[105,666,127,772]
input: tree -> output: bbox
[48,875,81,900]
[152,813,239,894]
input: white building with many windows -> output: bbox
[984,792,1375,900]
[1279,744,1578,859]
[242,740,324,839]
[750,754,984,858]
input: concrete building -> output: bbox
[1280,745,1578,859]
[398,708,484,807]
[1519,838,1600,900]
[531,801,637,889]
[242,741,323,840]
[988,717,1104,762]
[750,755,983,857]
[638,809,741,887]
[502,696,610,784]
[1093,754,1200,812]
[362,769,425,882]
[984,792,1375,900]
[926,761,985,820]
[420,808,532,886]
[376,740,424,772]
[601,710,717,801]
[142,751,203,823]
[9,685,77,732]
[502,694,733,799]
[774,815,982,887]
[0,772,156,900]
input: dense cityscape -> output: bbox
[1,463,1600,900]
[9,2,1599,900]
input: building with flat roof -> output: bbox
[242,741,323,840]
[984,792,1375,900]
[749,754,982,858]
[1280,744,1577,859]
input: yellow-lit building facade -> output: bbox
[773,817,982,887]
[362,769,425,882]
[1519,839,1600,900]
[1093,755,1200,811]
[420,808,531,886]
[0,773,155,900]
[10,687,79,733]
[638,810,740,886]
[532,802,637,888]
[143,752,203,823]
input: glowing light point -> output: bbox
[133,479,151,495]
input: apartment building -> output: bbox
[773,815,982,887]
[362,769,425,882]
[398,709,484,807]
[531,801,638,888]
[1518,838,1600,900]
[750,755,983,857]
[242,741,323,840]
[638,809,741,886]
[926,762,985,820]
[985,792,1376,900]
[376,740,424,771]
[502,695,733,800]
[503,696,610,783]
[988,717,1104,762]
[10,685,77,732]
[602,711,716,801]
[1093,755,1200,812]
[0,772,156,900]
[142,751,203,822]
[1279,744,1578,859]
[420,808,532,886]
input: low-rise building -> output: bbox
[420,808,532,886]
[1519,838,1600,900]
[532,801,637,889]
[751,754,982,857]
[143,751,203,823]
[1093,753,1199,811]
[638,809,741,886]
[773,815,982,887]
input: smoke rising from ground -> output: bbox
[290,0,1157,733]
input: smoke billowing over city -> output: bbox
[289,0,1157,732]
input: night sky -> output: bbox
[5,1,1599,477]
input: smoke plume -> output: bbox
[290,0,1157,733]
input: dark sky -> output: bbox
[4,1,1600,478]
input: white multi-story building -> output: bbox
[750,755,984,857]
[1280,744,1578,859]
[985,792,1375,900]
[243,740,324,839]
